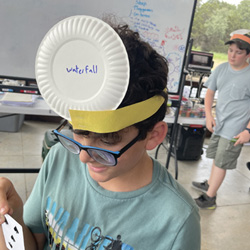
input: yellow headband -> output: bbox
[69,95,165,133]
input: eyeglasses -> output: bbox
[53,120,141,166]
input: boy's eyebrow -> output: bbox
[72,129,123,143]
[72,130,92,138]
[72,129,89,135]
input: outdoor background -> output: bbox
[191,0,250,67]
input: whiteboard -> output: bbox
[0,0,196,93]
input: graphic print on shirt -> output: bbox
[45,197,134,250]
[85,227,123,250]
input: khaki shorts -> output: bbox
[206,134,243,170]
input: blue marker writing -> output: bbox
[66,65,98,75]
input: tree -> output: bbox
[237,0,250,28]
[191,0,245,53]
[191,0,222,51]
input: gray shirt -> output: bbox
[204,62,250,140]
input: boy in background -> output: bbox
[193,33,250,209]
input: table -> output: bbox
[164,115,206,126]
[0,96,57,116]
[0,94,206,124]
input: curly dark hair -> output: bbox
[113,24,169,139]
[74,22,169,141]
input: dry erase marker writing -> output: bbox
[20,90,38,94]
[2,88,14,92]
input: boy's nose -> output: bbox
[79,150,93,163]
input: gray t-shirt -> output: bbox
[204,62,250,140]
[24,143,200,250]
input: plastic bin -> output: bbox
[0,113,25,132]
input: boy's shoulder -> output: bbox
[207,62,228,79]
[153,159,198,211]
[215,62,228,71]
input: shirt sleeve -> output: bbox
[204,62,226,91]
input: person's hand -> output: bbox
[0,177,23,225]
[206,115,216,133]
[234,130,250,146]
[0,177,41,250]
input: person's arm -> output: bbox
[0,177,41,250]
[205,88,216,133]
[234,121,250,146]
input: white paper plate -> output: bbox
[35,15,129,120]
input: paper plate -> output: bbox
[35,15,129,120]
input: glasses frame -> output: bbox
[53,120,142,166]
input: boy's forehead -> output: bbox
[229,43,238,48]
[229,43,246,51]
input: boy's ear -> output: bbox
[145,121,168,150]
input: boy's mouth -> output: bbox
[88,164,109,173]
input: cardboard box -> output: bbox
[0,113,25,132]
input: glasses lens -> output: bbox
[88,149,116,166]
[58,135,80,154]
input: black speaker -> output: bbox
[175,125,206,161]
